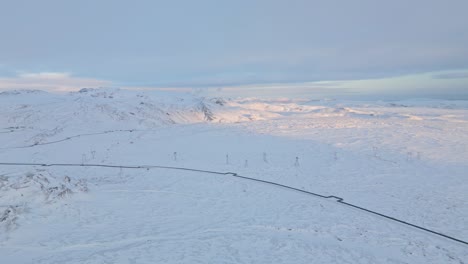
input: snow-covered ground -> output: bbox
[0,88,467,263]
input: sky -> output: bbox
[0,0,467,98]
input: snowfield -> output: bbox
[0,88,467,263]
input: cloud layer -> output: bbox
[1,0,467,87]
[0,72,111,92]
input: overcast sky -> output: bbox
[0,0,467,97]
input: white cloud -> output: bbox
[0,72,112,92]
[18,72,71,79]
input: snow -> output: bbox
[0,88,467,263]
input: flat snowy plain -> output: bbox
[0,88,467,263]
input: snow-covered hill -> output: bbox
[0,89,467,263]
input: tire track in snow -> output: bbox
[0,125,231,150]
[0,129,139,150]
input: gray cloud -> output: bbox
[0,0,467,87]
[433,72,468,79]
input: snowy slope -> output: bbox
[0,89,467,263]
